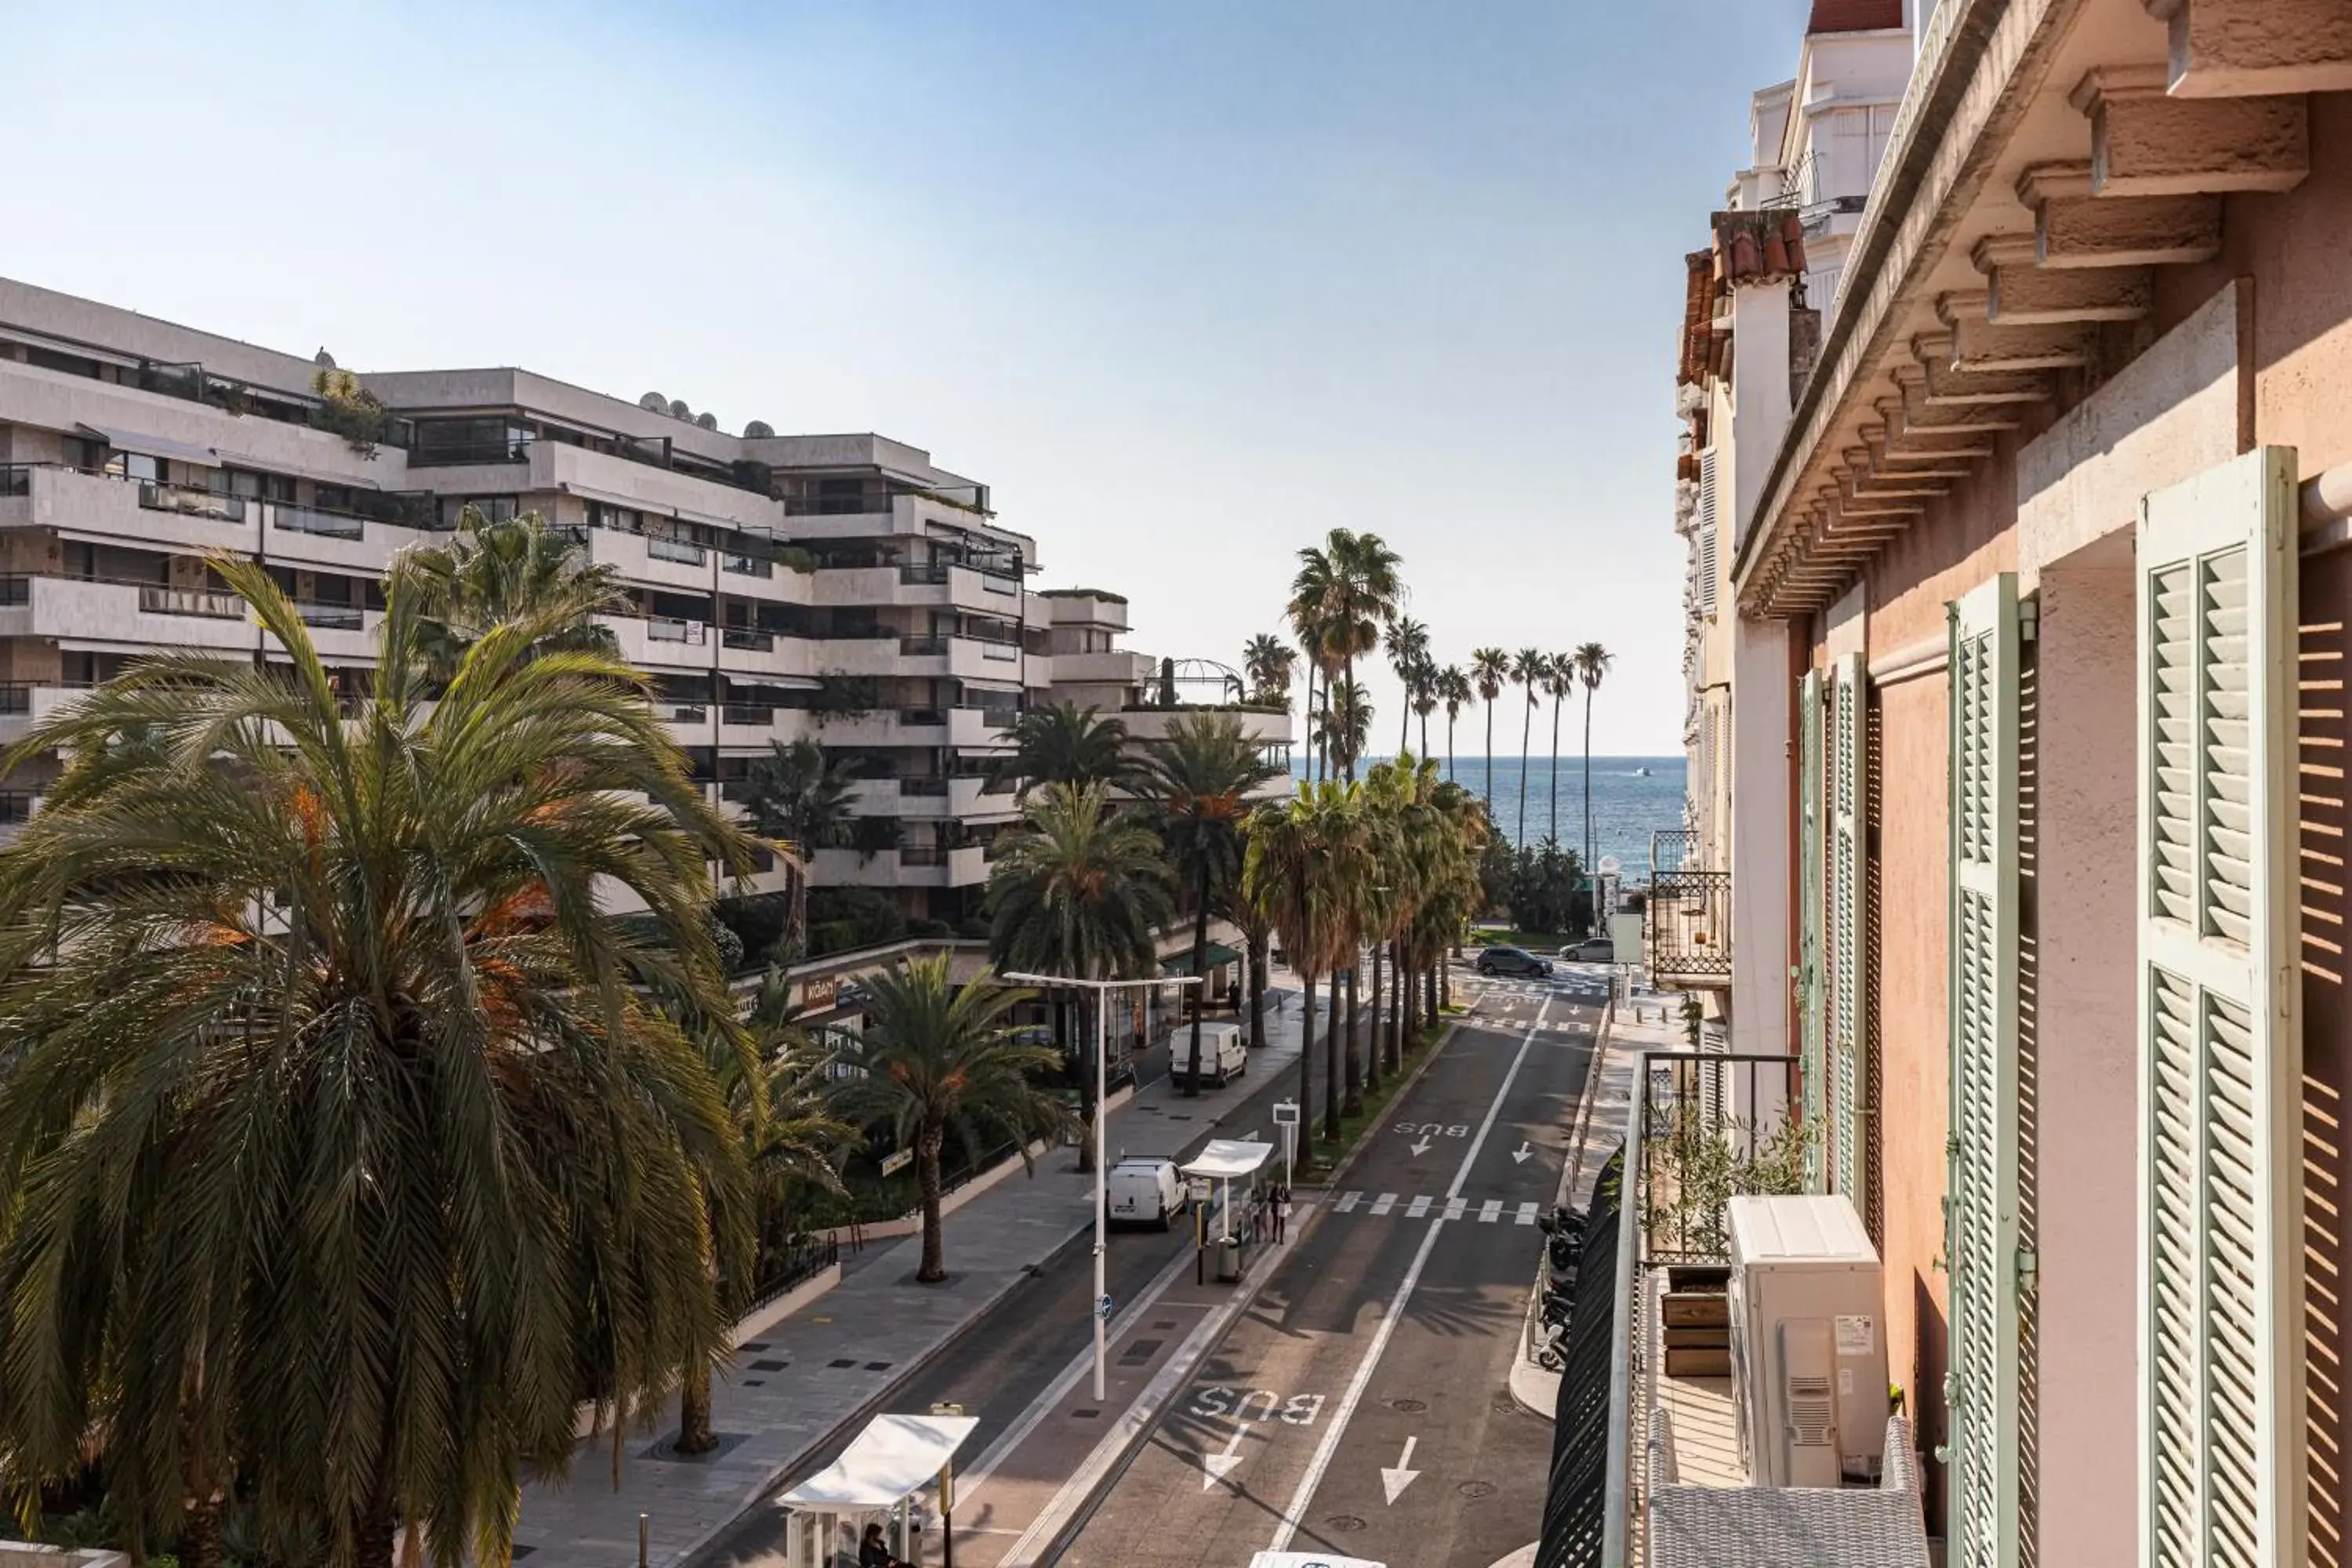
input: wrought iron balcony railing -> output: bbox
[1647,867,1730,985]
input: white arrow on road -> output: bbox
[1511,1141,1534,1164]
[1203,1420,1248,1490]
[1380,1436,1421,1504]
[1408,1136,1432,1158]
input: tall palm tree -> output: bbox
[1511,648,1548,848]
[1245,785,1345,1161]
[1544,652,1577,848]
[1319,531,1404,782]
[739,735,854,961]
[829,958,1072,1283]
[1242,633,1297,706]
[1287,549,1341,782]
[993,702,1135,797]
[0,556,757,1568]
[1322,677,1374,781]
[985,782,1172,1167]
[406,504,629,678]
[1411,666,1439,760]
[1384,615,1429,759]
[1142,715,1282,1096]
[1576,642,1616,886]
[1471,648,1508,807]
[1437,665,1472,782]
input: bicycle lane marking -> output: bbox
[1264,996,1552,1555]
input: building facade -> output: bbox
[0,277,1288,924]
[1675,0,2352,1563]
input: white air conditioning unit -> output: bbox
[1727,1193,1889,1489]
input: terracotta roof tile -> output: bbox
[1807,0,1903,33]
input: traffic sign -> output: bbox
[880,1148,913,1177]
[1189,1177,1214,1205]
[1271,1099,1300,1127]
[1098,1292,1114,1319]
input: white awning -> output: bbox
[76,424,220,466]
[778,1413,978,1511]
[1181,1140,1274,1181]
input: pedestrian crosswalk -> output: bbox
[1330,1192,1540,1225]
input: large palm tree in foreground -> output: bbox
[829,958,1071,1284]
[1142,716,1282,1095]
[986,782,1171,1167]
[1576,641,1617,884]
[0,557,757,1568]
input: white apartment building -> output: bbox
[0,276,1287,925]
[1662,0,1914,1050]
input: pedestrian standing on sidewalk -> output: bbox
[1272,1184,1290,1243]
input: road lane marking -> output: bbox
[1379,1436,1423,1504]
[1336,1190,1362,1213]
[1370,1192,1396,1215]
[1479,1199,1502,1223]
[1515,1202,1539,1225]
[1267,997,1551,1554]
[1405,1196,1432,1218]
[1442,1197,1466,1221]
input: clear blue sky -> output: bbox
[3,0,1813,753]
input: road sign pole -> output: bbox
[1094,989,1108,1403]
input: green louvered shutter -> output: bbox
[1831,652,1868,1200]
[2138,448,2306,1568]
[1799,666,1827,1192]
[1944,574,2022,1567]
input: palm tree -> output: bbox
[1385,615,1429,758]
[1437,665,1472,782]
[1243,633,1297,706]
[993,702,1136,797]
[1544,652,1577,848]
[1471,648,1508,806]
[1319,531,1404,782]
[829,958,1073,1283]
[1322,677,1374,782]
[405,504,629,678]
[1142,716,1283,1096]
[0,556,757,1566]
[1576,642,1616,887]
[1411,667,1439,760]
[1511,649,1547,848]
[1288,550,1340,782]
[1244,785,1345,1161]
[985,782,1172,1167]
[739,736,854,961]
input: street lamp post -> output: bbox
[1004,969,1202,1401]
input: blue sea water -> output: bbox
[1287,753,1687,875]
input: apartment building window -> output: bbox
[436,495,518,530]
[222,468,296,503]
[410,418,532,466]
[587,501,644,532]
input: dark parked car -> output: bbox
[1559,937,1615,963]
[1475,945,1553,978]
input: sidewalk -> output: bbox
[510,976,1320,1567]
[1507,984,1680,1420]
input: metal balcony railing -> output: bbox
[1649,829,1701,877]
[138,481,248,523]
[140,586,245,620]
[270,503,366,539]
[1647,867,1731,985]
[647,535,707,566]
[296,603,364,630]
[722,627,775,652]
[723,552,774,579]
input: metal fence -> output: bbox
[746,1233,841,1314]
[1537,1149,1624,1568]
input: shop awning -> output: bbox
[778,1413,978,1511]
[1161,941,1240,976]
[1182,1139,1274,1181]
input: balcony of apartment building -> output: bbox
[0,567,260,655]
[808,843,987,890]
[1647,829,1731,990]
[776,474,1009,548]
[812,554,1026,615]
[1537,1051,1932,1568]
[884,773,1017,822]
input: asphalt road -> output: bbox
[688,1009,1319,1568]
[1054,972,1599,1568]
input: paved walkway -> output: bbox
[510,977,1323,1567]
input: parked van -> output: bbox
[1173,1021,1247,1089]
[1106,1157,1187,1230]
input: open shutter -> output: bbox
[1831,652,1869,1200]
[1799,666,1827,1192]
[1944,573,2022,1568]
[1697,448,1720,618]
[2138,448,2305,1568]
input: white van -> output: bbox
[1173,1021,1247,1089]
[1106,1156,1187,1229]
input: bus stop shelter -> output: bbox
[776,1411,978,1566]
[1182,1138,1274,1281]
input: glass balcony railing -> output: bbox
[296,604,365,630]
[666,704,710,724]
[899,563,951,586]
[722,627,775,652]
[270,503,366,540]
[140,586,245,620]
[723,552,774,579]
[723,704,775,726]
[900,636,949,657]
[898,777,950,797]
[647,536,707,566]
[138,482,247,523]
